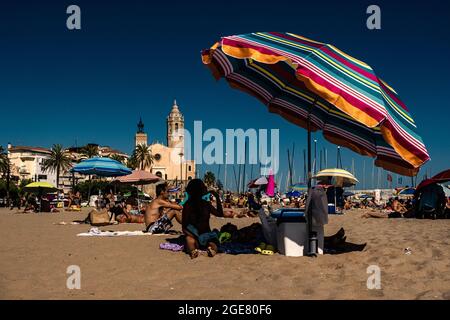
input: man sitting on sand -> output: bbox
[182,179,225,259]
[144,183,183,234]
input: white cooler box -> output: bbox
[272,209,324,257]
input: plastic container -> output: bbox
[328,204,336,214]
[272,209,324,257]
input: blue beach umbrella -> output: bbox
[397,187,415,196]
[71,157,131,206]
[286,190,303,198]
[71,157,131,177]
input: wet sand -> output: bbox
[0,207,449,300]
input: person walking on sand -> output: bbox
[182,179,226,259]
[144,183,183,234]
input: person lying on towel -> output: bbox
[115,196,145,224]
[143,182,183,234]
[182,179,226,259]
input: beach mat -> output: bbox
[77,227,181,237]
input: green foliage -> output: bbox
[0,179,18,199]
[134,144,154,170]
[19,179,33,189]
[203,171,216,187]
[126,154,138,170]
[41,144,72,187]
[0,146,9,176]
[81,144,99,158]
[73,180,133,199]
[109,154,126,164]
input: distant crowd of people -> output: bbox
[355,184,450,219]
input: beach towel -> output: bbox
[218,242,259,255]
[159,242,184,252]
[54,221,82,225]
[77,227,171,237]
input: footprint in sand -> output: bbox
[368,289,384,298]
[302,288,315,295]
[415,290,431,300]
[431,248,442,259]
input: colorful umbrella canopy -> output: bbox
[247,179,259,189]
[290,183,308,192]
[254,176,269,185]
[168,186,181,193]
[286,190,303,197]
[23,181,58,194]
[71,157,131,177]
[415,169,450,192]
[314,168,358,187]
[202,32,430,176]
[397,187,415,196]
[266,172,275,197]
[115,170,160,185]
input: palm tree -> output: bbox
[0,146,8,176]
[41,144,72,188]
[126,154,139,170]
[134,144,154,170]
[203,171,216,188]
[109,154,125,164]
[81,144,99,158]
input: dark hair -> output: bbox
[185,179,207,200]
[184,179,207,216]
[156,183,168,197]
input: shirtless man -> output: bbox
[144,183,183,234]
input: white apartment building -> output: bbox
[7,144,57,186]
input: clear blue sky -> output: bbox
[1,0,449,190]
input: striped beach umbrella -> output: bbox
[71,157,131,177]
[202,32,430,176]
[314,168,358,188]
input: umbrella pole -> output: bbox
[307,98,318,257]
[39,187,42,213]
[335,188,337,213]
[87,182,91,208]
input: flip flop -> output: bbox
[261,245,275,255]
[254,242,266,253]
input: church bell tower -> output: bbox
[135,117,148,146]
[167,100,184,151]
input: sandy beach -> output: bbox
[0,207,449,300]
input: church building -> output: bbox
[134,100,196,183]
